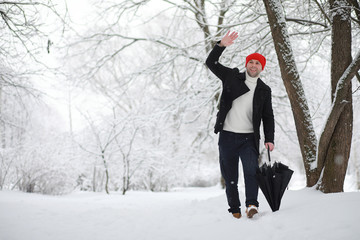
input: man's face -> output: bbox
[246,59,263,78]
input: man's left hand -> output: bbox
[265,142,274,151]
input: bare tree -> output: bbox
[75,112,123,194]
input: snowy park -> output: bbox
[1,1,360,240]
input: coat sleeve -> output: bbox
[205,42,233,81]
[262,89,275,144]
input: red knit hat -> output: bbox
[245,53,266,70]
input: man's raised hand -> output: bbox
[219,31,239,47]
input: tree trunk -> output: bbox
[101,151,110,194]
[262,0,318,186]
[93,166,97,192]
[317,0,353,192]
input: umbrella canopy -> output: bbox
[256,149,294,212]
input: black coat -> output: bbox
[205,44,275,153]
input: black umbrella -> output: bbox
[256,148,294,212]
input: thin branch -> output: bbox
[312,0,331,25]
[349,0,360,23]
[353,72,360,94]
[285,17,328,28]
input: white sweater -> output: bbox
[223,72,257,133]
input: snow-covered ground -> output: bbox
[1,186,359,240]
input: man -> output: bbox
[205,31,275,219]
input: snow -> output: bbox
[1,186,360,240]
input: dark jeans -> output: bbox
[218,130,259,213]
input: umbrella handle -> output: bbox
[267,147,271,163]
